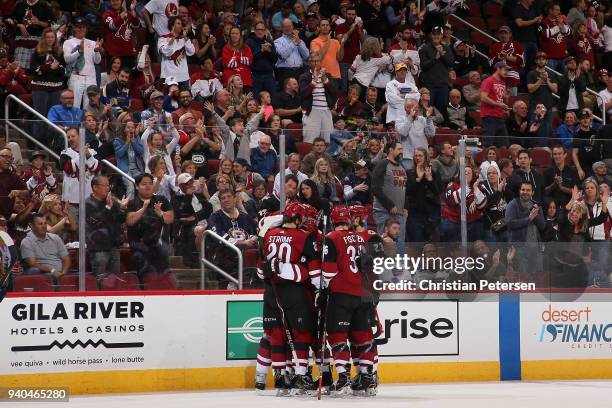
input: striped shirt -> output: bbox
[312,80,328,110]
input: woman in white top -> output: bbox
[158,16,195,88]
[140,117,180,179]
[349,36,393,97]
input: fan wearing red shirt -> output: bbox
[222,26,253,89]
[538,3,572,74]
[102,0,140,67]
[333,5,365,92]
[480,61,511,147]
[488,26,523,94]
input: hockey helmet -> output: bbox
[330,206,351,225]
[349,205,370,222]
[284,201,306,220]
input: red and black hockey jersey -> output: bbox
[258,227,321,283]
[322,230,367,297]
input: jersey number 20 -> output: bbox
[267,242,292,263]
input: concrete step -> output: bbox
[169,256,186,269]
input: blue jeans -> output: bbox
[547,58,566,76]
[428,84,450,113]
[520,42,538,90]
[406,206,441,243]
[440,218,483,242]
[252,72,276,98]
[481,116,509,147]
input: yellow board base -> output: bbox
[0,361,500,396]
[522,359,612,380]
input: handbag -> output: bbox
[486,212,507,233]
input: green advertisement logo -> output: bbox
[226,300,264,360]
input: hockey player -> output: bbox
[321,206,377,395]
[255,202,321,395]
[348,204,384,395]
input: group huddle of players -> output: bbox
[255,202,385,397]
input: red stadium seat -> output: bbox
[101,273,141,291]
[243,249,259,268]
[470,31,494,46]
[435,133,459,146]
[469,111,482,127]
[129,98,144,113]
[487,17,507,33]
[151,63,161,78]
[13,275,54,292]
[465,17,486,30]
[465,0,482,16]
[188,64,200,76]
[286,123,303,143]
[57,274,98,292]
[144,272,177,290]
[295,142,313,157]
[206,159,220,177]
[530,148,552,167]
[483,2,504,17]
[453,76,469,89]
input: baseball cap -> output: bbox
[149,90,164,100]
[453,40,464,49]
[395,62,408,71]
[335,114,346,122]
[177,173,194,185]
[86,85,100,96]
[354,159,367,169]
[598,68,608,77]
[498,26,511,33]
[306,12,318,19]
[565,55,576,64]
[30,150,46,160]
[593,161,606,171]
[165,76,179,87]
[536,51,548,59]
[578,109,590,119]
[495,61,511,70]
[73,16,86,26]
[431,26,443,33]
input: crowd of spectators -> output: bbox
[0,0,612,291]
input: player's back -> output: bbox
[264,227,310,265]
[325,230,366,297]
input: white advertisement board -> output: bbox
[521,300,612,360]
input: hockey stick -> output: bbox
[259,237,300,379]
[316,215,328,400]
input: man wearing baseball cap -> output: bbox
[385,62,420,123]
[558,56,586,116]
[63,16,102,110]
[488,26,524,95]
[480,62,511,147]
[418,25,454,112]
[527,51,558,146]
[171,173,212,267]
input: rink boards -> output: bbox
[0,290,612,395]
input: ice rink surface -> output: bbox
[12,381,612,408]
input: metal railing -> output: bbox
[4,95,135,183]
[5,94,67,159]
[200,230,243,290]
[448,14,605,124]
